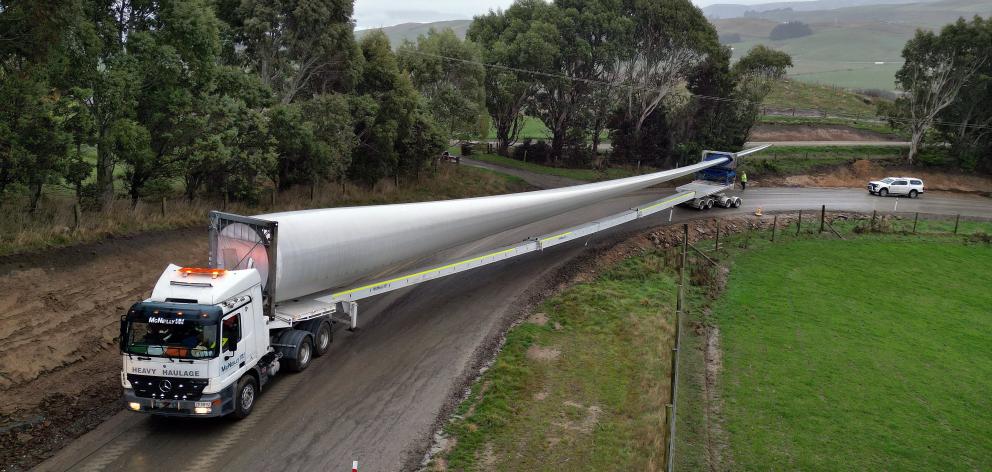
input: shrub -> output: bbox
[512,139,551,163]
[769,21,812,41]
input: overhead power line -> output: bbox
[403,49,992,131]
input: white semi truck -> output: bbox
[119,146,766,418]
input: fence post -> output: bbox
[819,205,826,233]
[679,224,688,313]
[160,197,166,217]
[271,189,277,207]
[954,214,960,234]
[743,221,751,248]
[771,215,778,242]
[666,403,674,470]
[796,209,802,235]
[871,209,877,232]
[73,202,82,231]
[715,221,720,251]
[913,212,919,233]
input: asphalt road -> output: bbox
[38,172,990,471]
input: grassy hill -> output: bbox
[716,0,991,90]
[355,20,471,46]
[702,0,942,19]
[763,79,880,116]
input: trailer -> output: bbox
[118,145,769,418]
[676,147,766,211]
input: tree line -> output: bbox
[467,0,791,169]
[884,16,992,171]
[1,0,792,213]
[0,0,467,211]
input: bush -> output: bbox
[512,139,551,163]
[769,21,812,41]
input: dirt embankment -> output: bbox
[0,228,203,470]
[762,159,992,195]
[749,123,900,142]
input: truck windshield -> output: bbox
[125,321,219,359]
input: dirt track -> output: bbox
[0,228,206,467]
[749,123,901,142]
[4,179,992,470]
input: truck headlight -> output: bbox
[128,402,141,411]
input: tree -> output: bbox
[896,21,987,164]
[610,0,731,167]
[728,45,793,143]
[106,0,225,205]
[223,0,359,104]
[468,0,559,155]
[620,0,708,138]
[929,17,992,171]
[397,29,486,143]
[536,0,631,163]
[769,21,812,41]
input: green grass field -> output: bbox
[483,116,607,142]
[729,24,915,90]
[762,80,880,117]
[431,253,680,470]
[757,115,905,138]
[739,145,905,175]
[708,235,992,470]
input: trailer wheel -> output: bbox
[279,330,314,372]
[232,375,258,419]
[290,336,312,372]
[309,320,332,357]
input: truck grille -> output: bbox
[127,374,209,401]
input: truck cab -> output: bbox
[119,265,279,418]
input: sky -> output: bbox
[353,0,804,29]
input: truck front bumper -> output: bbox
[123,385,235,417]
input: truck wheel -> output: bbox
[286,335,313,372]
[879,188,888,197]
[733,198,742,208]
[311,320,332,357]
[232,375,258,419]
[909,190,918,198]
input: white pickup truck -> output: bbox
[867,177,924,198]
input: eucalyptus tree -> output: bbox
[468,0,559,155]
[220,0,360,104]
[897,16,990,165]
[397,28,486,143]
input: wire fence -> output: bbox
[663,208,991,471]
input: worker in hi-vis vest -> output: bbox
[740,171,748,191]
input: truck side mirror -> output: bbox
[229,341,237,352]
[119,316,128,352]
